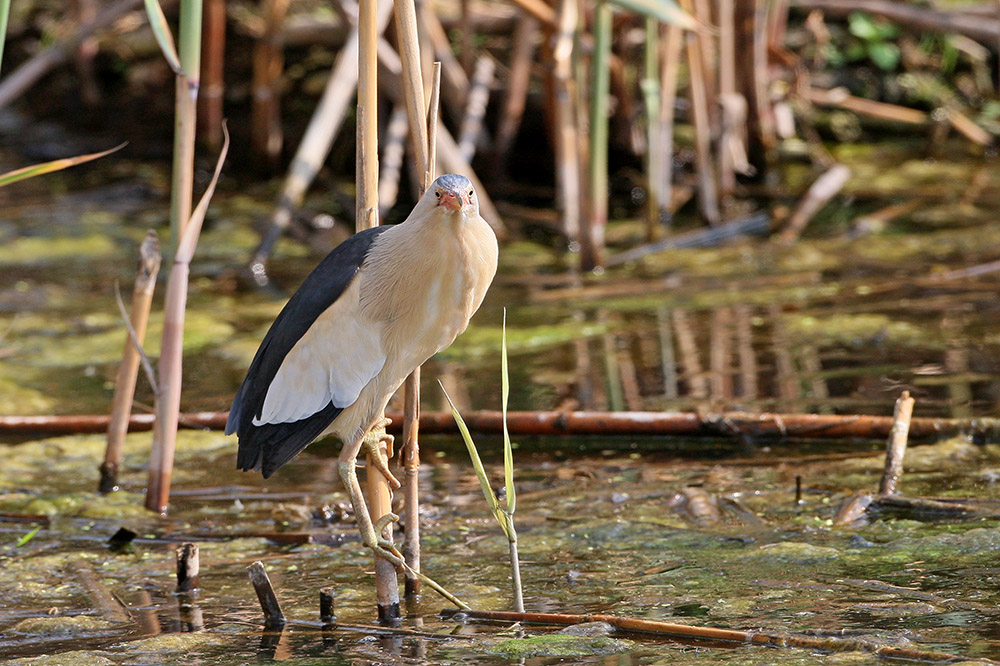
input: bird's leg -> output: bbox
[362,416,401,489]
[338,447,405,568]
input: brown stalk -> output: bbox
[422,9,470,120]
[199,0,227,150]
[457,55,495,163]
[377,105,410,215]
[6,410,1000,441]
[438,608,999,663]
[506,0,557,28]
[678,0,720,225]
[146,125,230,514]
[251,0,290,166]
[357,0,400,622]
[551,1,579,243]
[101,231,161,494]
[878,391,915,496]
[777,163,851,244]
[657,23,683,227]
[805,87,928,125]
[69,561,130,624]
[495,15,539,174]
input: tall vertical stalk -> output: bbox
[0,0,12,72]
[168,0,204,255]
[642,17,662,241]
[581,0,612,271]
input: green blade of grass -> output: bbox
[501,308,515,516]
[0,0,11,72]
[16,527,40,547]
[143,0,183,74]
[0,143,126,188]
[440,380,511,539]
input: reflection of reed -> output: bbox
[133,589,161,636]
[617,331,643,410]
[672,309,708,400]
[734,305,758,400]
[599,310,624,411]
[768,304,802,411]
[798,342,829,412]
[709,307,734,401]
[943,315,972,419]
[657,308,679,400]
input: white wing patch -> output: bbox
[253,280,385,425]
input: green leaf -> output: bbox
[440,381,511,539]
[501,309,515,516]
[848,12,880,41]
[143,0,183,74]
[16,527,40,547]
[606,0,696,29]
[866,41,900,71]
[0,143,126,189]
[0,0,11,72]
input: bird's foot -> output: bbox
[362,418,401,489]
[368,513,404,568]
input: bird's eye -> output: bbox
[468,190,474,198]
[435,191,441,198]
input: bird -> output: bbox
[226,173,498,566]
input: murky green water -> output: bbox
[3,138,1000,663]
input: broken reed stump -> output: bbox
[248,561,286,628]
[878,390,915,496]
[176,542,200,593]
[320,586,336,625]
[101,230,161,494]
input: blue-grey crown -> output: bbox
[433,173,473,191]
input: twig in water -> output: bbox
[176,542,200,593]
[878,390,915,496]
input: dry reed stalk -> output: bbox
[101,230,161,494]
[878,391,915,496]
[422,8,470,119]
[459,0,472,74]
[678,0,720,225]
[777,163,850,244]
[251,0,290,165]
[438,608,997,663]
[657,23,682,227]
[549,0,579,244]
[357,0,399,621]
[457,55,494,162]
[249,0,393,277]
[0,0,141,111]
[642,17,662,241]
[495,15,538,173]
[581,0,612,270]
[146,126,230,514]
[389,0,434,600]
[717,0,736,195]
[505,0,557,28]
[199,0,226,150]
[805,87,928,124]
[377,105,409,215]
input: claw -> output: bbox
[362,419,401,489]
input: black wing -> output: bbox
[228,225,391,477]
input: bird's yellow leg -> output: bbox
[362,416,401,489]
[338,445,404,567]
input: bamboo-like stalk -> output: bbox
[199,0,226,150]
[717,0,736,195]
[678,0,719,225]
[581,0,612,271]
[358,0,399,622]
[457,55,494,163]
[641,17,661,242]
[658,23,682,226]
[8,410,1000,442]
[168,0,204,255]
[101,230,161,494]
[878,391,915,496]
[552,0,579,243]
[251,0,290,165]
[147,129,230,514]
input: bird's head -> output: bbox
[429,174,478,216]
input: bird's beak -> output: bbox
[438,190,462,211]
